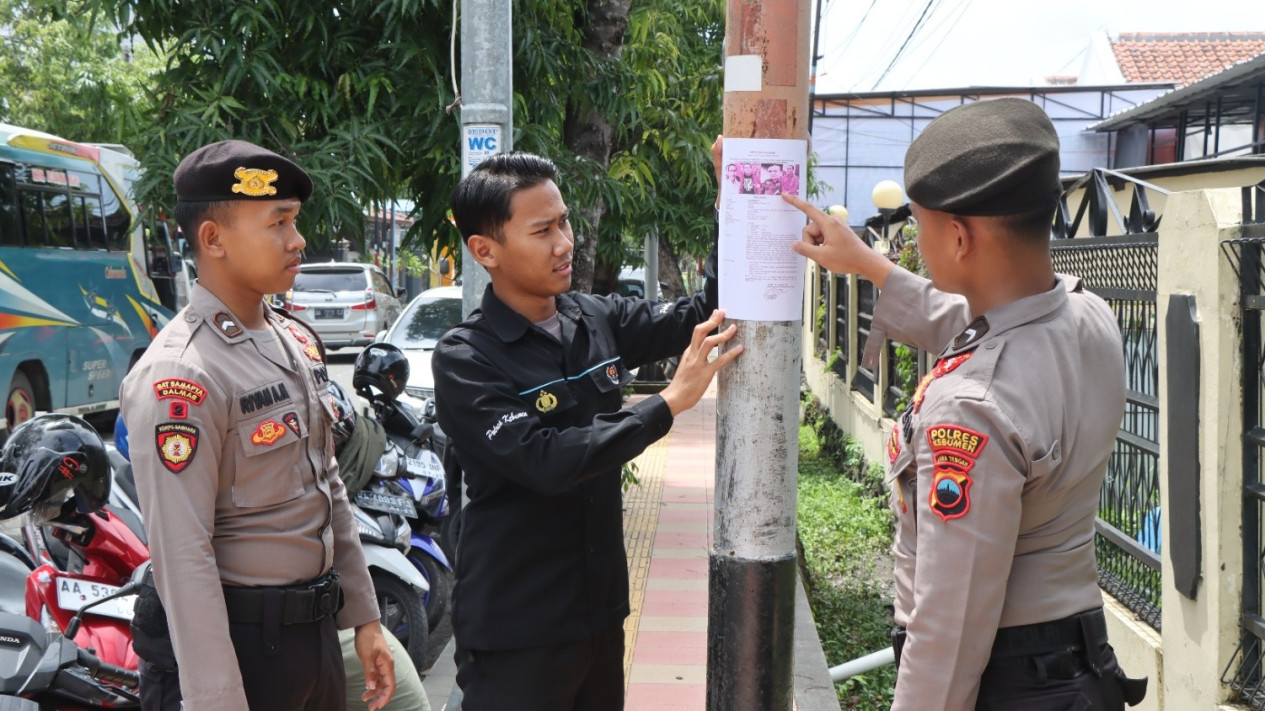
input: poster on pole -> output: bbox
[462,124,502,175]
[718,138,808,321]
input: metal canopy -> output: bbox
[1091,53,1265,131]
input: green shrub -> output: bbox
[798,403,897,709]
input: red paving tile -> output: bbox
[656,508,712,522]
[626,683,707,709]
[634,630,708,649]
[653,531,710,548]
[640,600,710,617]
[643,589,709,605]
[648,558,709,578]
[631,641,708,665]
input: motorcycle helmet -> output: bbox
[353,342,410,402]
[0,413,111,520]
[327,381,357,446]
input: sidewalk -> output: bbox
[422,389,719,710]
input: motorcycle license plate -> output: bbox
[406,450,444,479]
[55,577,136,621]
[356,489,417,518]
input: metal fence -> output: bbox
[1050,235,1162,629]
[1218,179,1265,707]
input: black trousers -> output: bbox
[974,643,1126,710]
[138,615,346,711]
[456,625,625,711]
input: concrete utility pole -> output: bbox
[459,0,513,317]
[709,2,811,710]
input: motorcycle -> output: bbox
[349,345,455,631]
[0,414,143,708]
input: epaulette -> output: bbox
[270,305,328,363]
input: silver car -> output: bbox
[287,262,405,349]
[379,286,463,411]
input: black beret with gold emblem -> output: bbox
[174,139,312,203]
[904,98,1060,216]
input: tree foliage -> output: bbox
[50,0,724,288]
[0,0,162,144]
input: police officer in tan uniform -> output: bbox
[785,99,1146,709]
[120,140,396,711]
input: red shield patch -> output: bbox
[925,424,988,523]
[303,344,322,362]
[287,325,309,344]
[156,423,200,473]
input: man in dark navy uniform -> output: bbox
[432,150,739,710]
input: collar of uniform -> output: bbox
[942,276,1070,356]
[188,282,268,346]
[479,284,580,343]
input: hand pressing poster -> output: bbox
[718,138,808,321]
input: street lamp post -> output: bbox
[871,179,904,254]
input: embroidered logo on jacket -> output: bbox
[169,401,189,419]
[286,325,309,344]
[606,364,620,385]
[239,383,292,415]
[303,344,323,362]
[282,412,301,437]
[231,167,279,197]
[925,424,988,522]
[535,390,558,413]
[153,378,208,405]
[251,420,286,445]
[156,423,200,473]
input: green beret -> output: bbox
[904,98,1060,216]
[174,139,312,203]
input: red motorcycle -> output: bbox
[22,504,147,673]
[0,413,148,692]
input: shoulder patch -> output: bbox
[153,378,208,405]
[213,312,244,338]
[156,423,200,473]
[925,424,988,522]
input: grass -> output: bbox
[797,418,898,709]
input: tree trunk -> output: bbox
[657,236,687,301]
[563,0,632,294]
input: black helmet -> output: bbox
[353,342,409,402]
[327,381,357,446]
[0,414,111,520]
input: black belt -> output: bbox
[991,608,1109,658]
[892,607,1110,666]
[222,569,344,626]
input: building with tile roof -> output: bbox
[1111,32,1265,86]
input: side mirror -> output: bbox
[439,258,451,276]
[170,252,184,275]
[395,287,407,298]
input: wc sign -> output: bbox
[462,124,502,174]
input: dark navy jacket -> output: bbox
[432,271,716,650]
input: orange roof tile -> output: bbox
[1111,32,1265,86]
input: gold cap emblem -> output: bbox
[535,390,558,413]
[231,167,279,197]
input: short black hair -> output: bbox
[450,152,558,243]
[997,203,1057,241]
[174,200,237,256]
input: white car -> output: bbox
[286,262,405,349]
[379,286,464,411]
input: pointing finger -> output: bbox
[780,192,830,223]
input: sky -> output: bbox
[813,0,1264,94]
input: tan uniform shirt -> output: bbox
[870,267,1125,711]
[119,283,379,711]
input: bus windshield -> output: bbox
[0,123,173,436]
